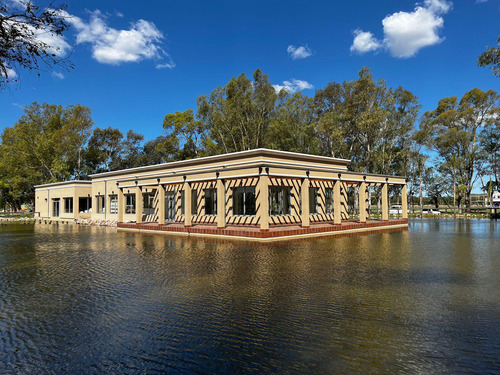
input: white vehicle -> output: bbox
[422,208,440,215]
[389,205,403,215]
[492,192,500,208]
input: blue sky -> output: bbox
[1,0,499,142]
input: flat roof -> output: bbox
[34,180,92,189]
[90,148,351,179]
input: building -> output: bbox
[35,149,408,240]
[35,181,92,220]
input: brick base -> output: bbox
[118,218,408,240]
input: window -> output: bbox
[64,197,73,214]
[96,195,105,214]
[109,195,118,214]
[309,187,319,214]
[180,190,185,215]
[125,194,136,214]
[325,188,333,214]
[143,192,155,215]
[233,186,256,216]
[204,188,217,215]
[191,189,198,216]
[79,197,91,213]
[269,186,291,216]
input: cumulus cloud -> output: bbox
[287,45,313,60]
[67,10,173,66]
[350,30,382,54]
[273,79,314,93]
[350,0,452,58]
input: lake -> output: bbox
[0,220,499,374]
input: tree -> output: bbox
[85,127,123,173]
[197,69,278,154]
[0,102,93,206]
[314,68,419,176]
[478,34,500,77]
[160,109,205,160]
[267,92,319,154]
[0,0,71,87]
[422,88,500,211]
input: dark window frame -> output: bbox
[233,186,256,216]
[125,194,136,214]
[204,188,217,216]
[309,187,319,214]
[64,197,73,214]
[325,188,334,214]
[96,195,105,214]
[269,186,292,216]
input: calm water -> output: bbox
[0,220,499,374]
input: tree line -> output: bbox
[1,68,499,212]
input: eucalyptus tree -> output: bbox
[85,127,123,173]
[267,92,319,154]
[0,0,72,87]
[197,69,278,154]
[478,34,500,77]
[0,102,93,205]
[160,109,206,160]
[421,88,500,211]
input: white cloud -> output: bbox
[350,0,452,58]
[1,67,17,78]
[68,10,173,66]
[287,45,312,60]
[350,29,382,54]
[273,78,314,94]
[51,71,65,79]
[156,61,176,69]
[4,17,71,58]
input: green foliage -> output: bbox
[197,69,278,154]
[1,68,498,213]
[478,34,500,77]
[314,67,420,175]
[0,0,72,87]
[421,88,500,209]
[0,102,93,206]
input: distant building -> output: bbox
[35,181,92,220]
[35,149,408,240]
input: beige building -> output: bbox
[35,181,92,220]
[35,149,408,239]
[87,148,408,240]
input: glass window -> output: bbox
[309,187,319,214]
[143,192,155,215]
[204,188,217,215]
[269,186,291,216]
[125,194,136,214]
[180,190,185,215]
[64,197,73,214]
[233,186,256,216]
[325,188,334,214]
[109,195,118,214]
[52,198,60,217]
[79,197,91,213]
[96,195,105,213]
[191,189,198,216]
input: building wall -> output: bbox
[35,184,91,219]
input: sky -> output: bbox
[1,0,499,143]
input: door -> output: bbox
[165,192,176,221]
[52,199,60,217]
